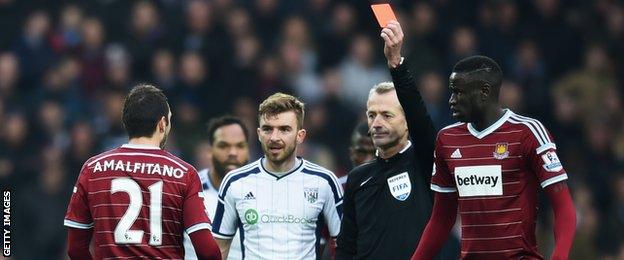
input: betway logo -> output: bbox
[456,174,499,187]
[454,165,503,197]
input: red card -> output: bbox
[371,4,397,28]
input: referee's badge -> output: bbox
[387,172,411,201]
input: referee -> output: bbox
[336,21,457,259]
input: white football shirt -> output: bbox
[212,157,343,259]
[184,169,243,260]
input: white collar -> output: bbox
[467,109,513,139]
[375,140,412,157]
[121,143,162,150]
[261,157,303,176]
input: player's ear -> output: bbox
[481,83,491,101]
[158,116,167,133]
[296,129,307,144]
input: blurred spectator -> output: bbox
[509,39,548,116]
[231,96,261,158]
[499,80,524,113]
[65,120,98,184]
[13,10,55,90]
[569,185,599,259]
[447,26,478,70]
[14,147,69,260]
[126,0,167,80]
[553,44,616,126]
[255,54,291,100]
[181,0,232,81]
[339,34,389,108]
[34,99,70,150]
[151,48,177,93]
[226,6,254,41]
[419,71,454,129]
[104,44,132,91]
[95,90,126,150]
[1,112,37,186]
[281,40,320,103]
[405,2,443,78]
[307,68,358,173]
[0,52,21,106]
[193,139,212,170]
[51,4,84,53]
[176,50,228,119]
[252,0,283,49]
[79,17,106,97]
[173,100,204,160]
[477,1,519,71]
[317,3,356,69]
[526,0,583,77]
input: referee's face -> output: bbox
[366,90,408,151]
[257,111,306,164]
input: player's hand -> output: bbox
[381,20,404,68]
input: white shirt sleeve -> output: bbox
[322,176,344,238]
[211,183,239,239]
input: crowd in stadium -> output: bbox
[1,0,624,259]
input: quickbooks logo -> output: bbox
[260,214,313,224]
[244,209,314,225]
[244,209,258,225]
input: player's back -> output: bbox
[65,144,209,259]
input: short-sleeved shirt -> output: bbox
[431,109,567,259]
[64,143,211,259]
[212,157,343,259]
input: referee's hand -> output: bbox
[381,20,404,68]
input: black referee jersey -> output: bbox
[336,61,456,259]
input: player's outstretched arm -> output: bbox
[67,227,93,260]
[215,238,232,259]
[189,230,222,260]
[545,182,576,260]
[381,20,436,171]
[411,192,457,260]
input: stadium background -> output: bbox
[1,0,623,259]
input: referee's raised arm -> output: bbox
[382,20,436,176]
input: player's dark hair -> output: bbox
[122,84,169,139]
[452,55,503,91]
[206,116,249,145]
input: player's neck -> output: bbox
[264,156,299,174]
[471,106,504,132]
[128,137,162,149]
[377,136,409,159]
[208,167,224,189]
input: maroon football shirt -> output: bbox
[64,144,211,259]
[431,110,567,259]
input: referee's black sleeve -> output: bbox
[335,172,356,260]
[390,60,436,176]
